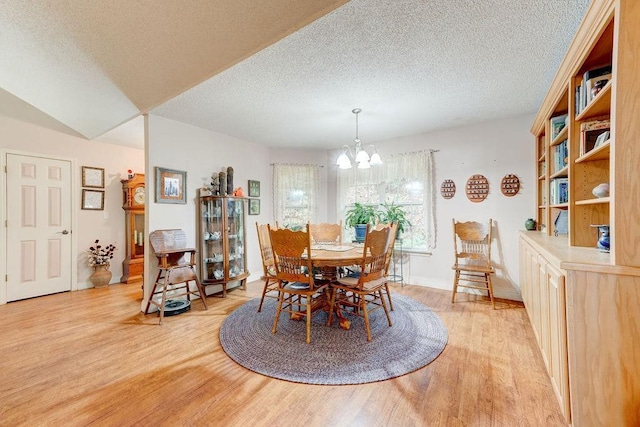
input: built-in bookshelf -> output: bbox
[524,1,640,425]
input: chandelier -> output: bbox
[336,108,383,169]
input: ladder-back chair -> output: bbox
[309,221,343,245]
[145,229,208,324]
[451,218,495,309]
[328,224,393,341]
[255,222,278,312]
[269,224,329,344]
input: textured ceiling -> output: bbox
[0,0,592,149]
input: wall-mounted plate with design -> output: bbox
[466,174,489,203]
[440,179,456,199]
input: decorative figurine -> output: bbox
[219,171,227,196]
[233,187,245,197]
[227,166,234,196]
[210,174,220,195]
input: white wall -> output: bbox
[328,114,536,300]
[145,115,275,302]
[0,115,144,294]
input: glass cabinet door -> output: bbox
[201,197,224,282]
[132,212,145,258]
[226,198,246,279]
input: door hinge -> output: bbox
[4,165,6,173]
[5,274,7,282]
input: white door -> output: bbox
[6,153,72,301]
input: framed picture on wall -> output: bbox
[155,167,187,204]
[249,198,260,215]
[82,189,105,210]
[248,180,260,197]
[81,166,105,188]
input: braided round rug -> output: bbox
[219,294,448,385]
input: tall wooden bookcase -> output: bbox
[522,0,640,425]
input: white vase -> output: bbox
[592,183,610,198]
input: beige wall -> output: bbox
[0,115,144,296]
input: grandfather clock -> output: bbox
[121,174,145,283]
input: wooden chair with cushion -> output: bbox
[309,221,343,245]
[269,224,329,344]
[255,222,279,312]
[145,229,208,324]
[328,224,393,341]
[451,218,495,309]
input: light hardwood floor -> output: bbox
[0,281,566,426]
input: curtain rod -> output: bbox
[270,163,324,167]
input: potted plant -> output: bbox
[87,239,117,288]
[380,202,411,238]
[345,203,379,242]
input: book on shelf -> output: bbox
[553,139,568,173]
[550,114,568,140]
[550,178,569,205]
[575,64,612,115]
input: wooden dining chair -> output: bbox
[309,221,343,245]
[145,229,208,324]
[328,224,392,341]
[451,218,495,309]
[377,222,398,311]
[255,222,279,312]
[269,224,329,344]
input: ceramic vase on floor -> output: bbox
[90,264,112,288]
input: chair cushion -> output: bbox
[286,282,310,290]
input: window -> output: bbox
[273,164,320,228]
[337,150,435,250]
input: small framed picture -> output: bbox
[82,189,105,210]
[248,180,260,197]
[155,167,187,204]
[82,166,105,188]
[249,198,260,215]
[594,131,610,148]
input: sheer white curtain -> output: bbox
[337,150,436,249]
[272,163,320,227]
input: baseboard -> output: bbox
[404,275,522,302]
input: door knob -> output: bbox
[59,230,69,235]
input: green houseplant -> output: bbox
[345,203,379,242]
[380,202,411,237]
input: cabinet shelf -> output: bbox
[575,196,610,205]
[550,167,568,179]
[575,80,612,121]
[549,203,569,209]
[550,126,568,146]
[576,139,610,163]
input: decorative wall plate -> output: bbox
[466,174,489,203]
[440,179,456,199]
[501,174,521,196]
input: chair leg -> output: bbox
[487,273,496,309]
[192,271,208,310]
[451,270,460,303]
[257,278,272,312]
[272,291,284,335]
[158,270,171,325]
[384,283,394,311]
[144,271,163,314]
[306,296,312,344]
[379,289,392,327]
[361,294,372,342]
